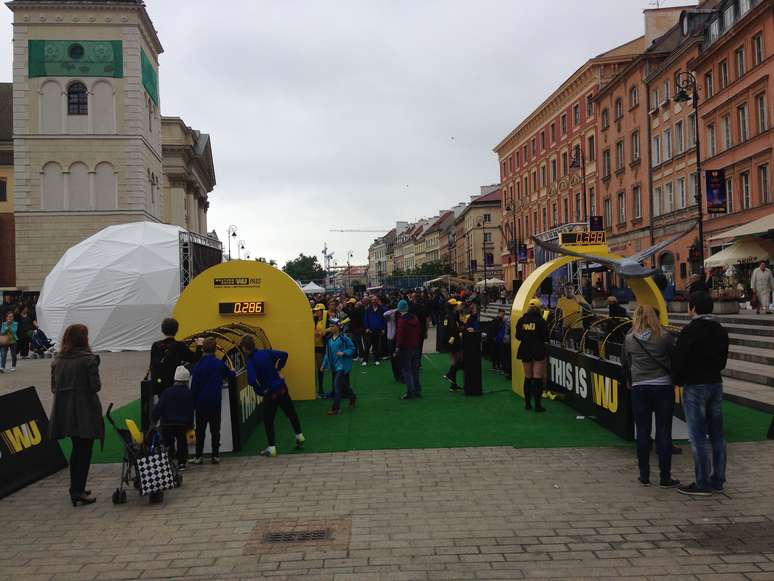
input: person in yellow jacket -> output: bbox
[313,304,328,398]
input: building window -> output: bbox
[483,212,492,223]
[617,192,625,224]
[563,198,569,224]
[602,149,611,178]
[541,164,547,187]
[541,131,546,150]
[663,128,672,160]
[722,114,732,150]
[690,172,699,206]
[629,86,639,108]
[589,187,596,216]
[666,181,674,213]
[552,203,557,226]
[738,103,749,142]
[663,79,671,102]
[67,82,88,115]
[587,135,595,161]
[736,47,746,78]
[550,122,556,143]
[723,4,735,30]
[561,113,568,135]
[633,185,641,219]
[726,176,734,213]
[532,170,537,192]
[719,60,729,89]
[601,108,609,129]
[574,192,581,222]
[687,112,697,148]
[531,137,537,156]
[484,232,492,243]
[615,97,623,120]
[707,123,717,157]
[654,186,662,216]
[677,177,686,209]
[761,165,771,204]
[740,0,751,15]
[586,93,594,117]
[573,103,580,126]
[753,33,764,66]
[562,151,568,176]
[652,88,660,109]
[551,158,557,181]
[709,19,720,43]
[652,135,661,166]
[631,129,640,161]
[756,93,768,133]
[741,171,751,209]
[615,140,624,171]
[675,120,684,153]
[0,179,6,202]
[705,72,714,99]
[603,198,612,227]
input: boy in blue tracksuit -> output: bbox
[362,297,386,365]
[321,318,357,415]
[239,334,305,457]
[190,338,235,465]
[152,365,194,470]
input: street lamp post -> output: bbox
[478,218,488,294]
[238,240,246,260]
[227,225,237,260]
[674,71,705,272]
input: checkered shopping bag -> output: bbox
[136,450,177,496]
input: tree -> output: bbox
[282,253,325,282]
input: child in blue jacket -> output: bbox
[190,338,235,465]
[240,334,305,457]
[321,318,357,415]
[152,365,194,470]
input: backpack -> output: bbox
[150,340,179,392]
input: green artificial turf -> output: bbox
[68,353,772,464]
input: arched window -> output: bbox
[67,82,88,115]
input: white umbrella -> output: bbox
[302,281,325,294]
[704,238,774,268]
[475,277,506,287]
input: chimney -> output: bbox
[643,6,687,48]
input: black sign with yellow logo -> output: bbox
[546,346,633,440]
[0,386,67,499]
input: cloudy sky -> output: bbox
[0,0,695,267]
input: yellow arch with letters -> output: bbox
[172,260,315,401]
[510,244,667,397]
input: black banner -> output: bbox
[706,169,727,214]
[546,345,633,440]
[0,387,67,499]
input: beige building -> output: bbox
[457,190,503,281]
[7,0,215,291]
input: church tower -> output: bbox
[8,0,164,290]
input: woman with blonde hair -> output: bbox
[622,305,679,488]
[49,324,104,506]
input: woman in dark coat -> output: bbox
[49,324,103,506]
[515,298,549,412]
[441,299,464,392]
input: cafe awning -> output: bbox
[709,212,774,240]
[704,237,774,268]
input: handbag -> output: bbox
[136,450,177,496]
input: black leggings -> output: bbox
[263,390,302,446]
[69,437,93,496]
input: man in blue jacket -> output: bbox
[321,318,357,415]
[190,338,235,465]
[363,296,386,366]
[239,334,305,457]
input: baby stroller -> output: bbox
[29,328,56,359]
[106,403,182,504]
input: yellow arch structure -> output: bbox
[510,244,667,397]
[172,260,315,401]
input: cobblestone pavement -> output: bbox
[3,441,774,580]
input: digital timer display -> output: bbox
[218,301,265,315]
[559,231,606,246]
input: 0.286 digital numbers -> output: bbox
[218,301,265,315]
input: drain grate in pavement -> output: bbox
[244,517,351,555]
[264,529,332,543]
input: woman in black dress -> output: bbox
[515,298,548,412]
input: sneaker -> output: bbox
[400,393,413,400]
[361,361,367,367]
[449,384,462,392]
[659,478,680,489]
[638,477,650,487]
[177,464,186,472]
[0,368,4,374]
[8,367,14,372]
[535,406,546,413]
[211,456,220,465]
[190,457,203,465]
[710,481,724,492]
[349,398,357,408]
[327,409,341,416]
[677,483,712,497]
[295,434,306,449]
[374,361,381,366]
[260,446,278,457]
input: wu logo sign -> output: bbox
[0,420,43,457]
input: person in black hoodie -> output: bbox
[149,318,203,395]
[441,299,464,391]
[671,291,729,497]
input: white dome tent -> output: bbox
[37,222,185,352]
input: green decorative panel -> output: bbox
[28,40,123,78]
[141,48,158,105]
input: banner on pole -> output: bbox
[706,169,727,214]
[0,386,67,499]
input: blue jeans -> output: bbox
[682,383,726,490]
[332,371,356,411]
[399,348,421,397]
[631,386,674,483]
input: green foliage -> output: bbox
[282,253,325,282]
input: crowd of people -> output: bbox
[0,295,53,373]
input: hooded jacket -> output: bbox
[396,312,421,349]
[672,315,729,386]
[246,349,289,396]
[622,329,674,387]
[322,333,356,373]
[152,381,194,427]
[49,350,104,441]
[364,305,387,332]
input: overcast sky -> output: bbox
[0,0,696,267]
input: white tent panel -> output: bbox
[37,222,184,352]
[705,238,774,268]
